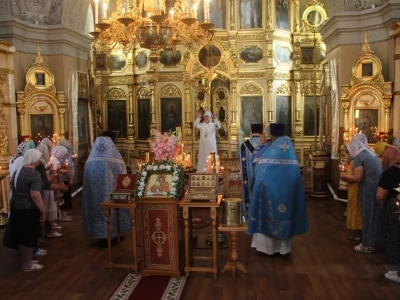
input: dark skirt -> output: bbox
[60,181,72,210]
[383,198,400,265]
[11,209,40,248]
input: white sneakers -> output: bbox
[385,271,400,283]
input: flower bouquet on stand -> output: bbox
[135,130,185,199]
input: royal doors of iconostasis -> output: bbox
[16,48,66,144]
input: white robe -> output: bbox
[251,233,292,255]
[194,117,221,173]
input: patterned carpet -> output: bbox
[109,274,186,300]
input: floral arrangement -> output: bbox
[148,129,181,161]
[135,160,184,199]
[374,130,395,144]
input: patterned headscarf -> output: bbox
[14,149,41,186]
[346,133,375,158]
[382,145,400,169]
[11,142,27,164]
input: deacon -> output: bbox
[194,111,221,173]
[248,128,309,255]
[240,124,264,217]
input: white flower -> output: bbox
[173,175,179,181]
[153,165,158,171]
[138,186,144,191]
[166,165,172,171]
[146,165,153,171]
[142,171,147,176]
[138,192,142,196]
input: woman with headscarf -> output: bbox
[394,138,400,149]
[193,110,221,172]
[36,144,66,237]
[82,136,131,239]
[9,149,46,271]
[376,145,400,283]
[51,146,71,222]
[9,140,36,178]
[57,139,75,218]
[340,133,383,252]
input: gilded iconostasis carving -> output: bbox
[88,0,336,166]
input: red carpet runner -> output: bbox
[109,274,186,300]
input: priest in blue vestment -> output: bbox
[240,124,264,217]
[82,134,131,239]
[248,135,309,255]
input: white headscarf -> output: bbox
[52,145,68,160]
[36,144,50,165]
[346,133,375,158]
[40,137,53,148]
[14,149,41,187]
[203,111,212,117]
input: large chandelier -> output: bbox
[90,0,215,63]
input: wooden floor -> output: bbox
[1,193,400,300]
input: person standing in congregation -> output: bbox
[376,145,400,283]
[248,133,309,255]
[82,132,131,240]
[193,111,221,173]
[240,124,264,216]
[340,133,382,252]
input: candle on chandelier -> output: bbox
[102,1,108,21]
[94,0,99,24]
[124,0,129,13]
[204,0,210,21]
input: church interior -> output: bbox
[1,0,400,299]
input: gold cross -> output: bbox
[36,47,42,56]
[363,33,370,44]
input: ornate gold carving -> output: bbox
[0,72,9,154]
[295,124,302,135]
[0,40,13,47]
[158,74,184,82]
[217,60,229,73]
[33,103,49,112]
[237,72,267,79]
[108,88,126,99]
[108,77,131,85]
[192,61,203,75]
[236,34,266,41]
[160,84,182,97]
[240,82,263,95]
[276,83,292,95]
[219,150,229,159]
[304,83,321,96]
[137,87,151,99]
[266,34,292,43]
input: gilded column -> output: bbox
[294,0,300,33]
[229,0,235,30]
[127,84,135,140]
[184,81,190,124]
[149,81,156,133]
[0,73,9,155]
[342,101,349,144]
[267,80,274,123]
[295,80,301,122]
[266,0,272,29]
[230,80,237,140]
[58,108,66,139]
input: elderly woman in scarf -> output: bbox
[193,110,221,172]
[9,149,46,271]
[36,145,66,237]
[376,145,400,283]
[54,141,75,220]
[51,146,72,222]
[9,140,36,178]
[340,133,383,252]
[82,136,131,239]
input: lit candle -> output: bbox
[204,0,210,21]
[102,1,108,21]
[193,3,198,18]
[94,0,99,24]
[124,0,128,13]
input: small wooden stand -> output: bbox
[100,200,139,273]
[179,195,222,279]
[218,222,248,278]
